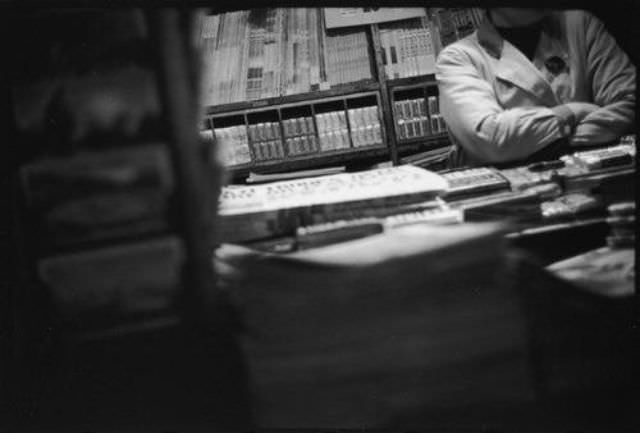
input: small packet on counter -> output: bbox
[540,192,601,219]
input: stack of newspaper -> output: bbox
[218,165,449,242]
[219,222,532,426]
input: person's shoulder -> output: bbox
[555,9,590,18]
[552,9,597,29]
[436,33,481,64]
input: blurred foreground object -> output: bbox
[218,223,538,427]
[5,7,242,431]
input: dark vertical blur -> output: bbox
[2,6,249,430]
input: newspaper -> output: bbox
[219,165,448,215]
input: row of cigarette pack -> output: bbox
[351,125,383,147]
[395,98,427,119]
[249,121,284,161]
[396,115,447,139]
[316,111,347,132]
[210,127,252,166]
[285,136,320,156]
[207,106,386,165]
[283,116,319,156]
[348,106,383,147]
[316,110,350,151]
[283,117,316,137]
[394,96,440,119]
[319,130,351,151]
[253,140,286,161]
[394,96,445,139]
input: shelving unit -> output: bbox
[204,80,380,116]
[10,10,222,342]
[388,76,450,157]
[203,89,388,177]
[200,8,482,179]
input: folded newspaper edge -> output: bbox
[219,165,449,215]
[217,166,450,242]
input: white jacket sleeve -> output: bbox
[436,48,570,164]
[570,12,636,145]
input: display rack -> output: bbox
[203,89,389,177]
[200,8,481,179]
[388,75,451,157]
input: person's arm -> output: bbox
[436,47,585,164]
[569,11,636,145]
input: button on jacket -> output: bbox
[435,10,636,166]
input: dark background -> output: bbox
[0,1,637,431]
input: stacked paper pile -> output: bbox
[220,222,534,427]
[515,251,636,399]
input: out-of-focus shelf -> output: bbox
[227,145,390,179]
[205,80,380,116]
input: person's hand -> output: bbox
[565,102,601,123]
[569,122,617,146]
[564,102,625,146]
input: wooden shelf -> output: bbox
[396,133,451,154]
[387,74,437,89]
[228,145,390,178]
[205,80,379,116]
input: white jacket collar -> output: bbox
[476,11,570,106]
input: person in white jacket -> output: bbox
[435,8,636,167]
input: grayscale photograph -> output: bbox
[1,1,637,432]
